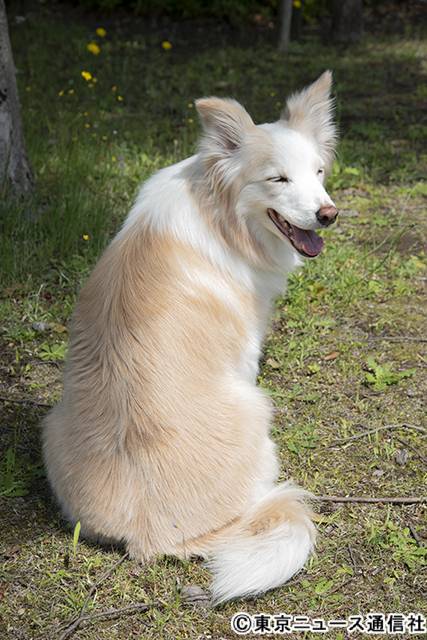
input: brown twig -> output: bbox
[408,523,423,547]
[61,602,155,630]
[369,336,427,343]
[326,576,355,596]
[363,219,414,258]
[329,423,426,448]
[0,395,52,408]
[317,495,426,505]
[59,552,129,640]
[28,359,61,367]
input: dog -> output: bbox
[43,71,338,604]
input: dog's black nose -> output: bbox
[316,205,338,226]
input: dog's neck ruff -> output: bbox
[121,155,300,298]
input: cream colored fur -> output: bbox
[43,71,337,604]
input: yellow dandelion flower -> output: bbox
[58,90,64,96]
[87,42,101,55]
[96,27,107,37]
[293,0,302,7]
[117,95,124,102]
[187,102,193,109]
[81,70,92,81]
[68,88,75,95]
[82,234,90,241]
[84,123,91,128]
[187,118,193,124]
[161,40,172,50]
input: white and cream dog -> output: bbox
[43,71,338,604]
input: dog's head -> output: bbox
[195,71,338,266]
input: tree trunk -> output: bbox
[331,0,363,44]
[278,0,293,52]
[0,0,33,196]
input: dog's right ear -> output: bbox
[196,97,255,156]
[195,97,256,194]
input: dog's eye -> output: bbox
[269,176,289,183]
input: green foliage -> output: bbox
[328,162,362,190]
[38,341,68,362]
[314,578,334,595]
[369,521,427,570]
[0,447,45,497]
[284,423,319,455]
[73,521,82,554]
[364,357,416,392]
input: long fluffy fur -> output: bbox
[43,72,338,604]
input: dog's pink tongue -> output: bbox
[292,226,324,257]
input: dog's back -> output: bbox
[43,223,276,549]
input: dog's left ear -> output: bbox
[282,70,337,168]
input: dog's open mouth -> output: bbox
[267,208,324,258]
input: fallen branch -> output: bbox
[369,336,427,343]
[317,495,426,505]
[363,220,414,258]
[62,602,155,629]
[28,358,61,367]
[329,423,426,447]
[59,552,129,640]
[0,395,52,408]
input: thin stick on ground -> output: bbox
[408,523,423,547]
[328,423,426,447]
[317,495,426,505]
[0,395,52,408]
[60,602,157,633]
[59,551,129,640]
[370,335,427,342]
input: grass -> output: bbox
[0,3,426,639]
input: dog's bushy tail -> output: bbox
[191,483,316,604]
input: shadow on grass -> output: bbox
[0,401,63,548]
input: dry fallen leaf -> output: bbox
[266,357,281,369]
[324,351,339,361]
